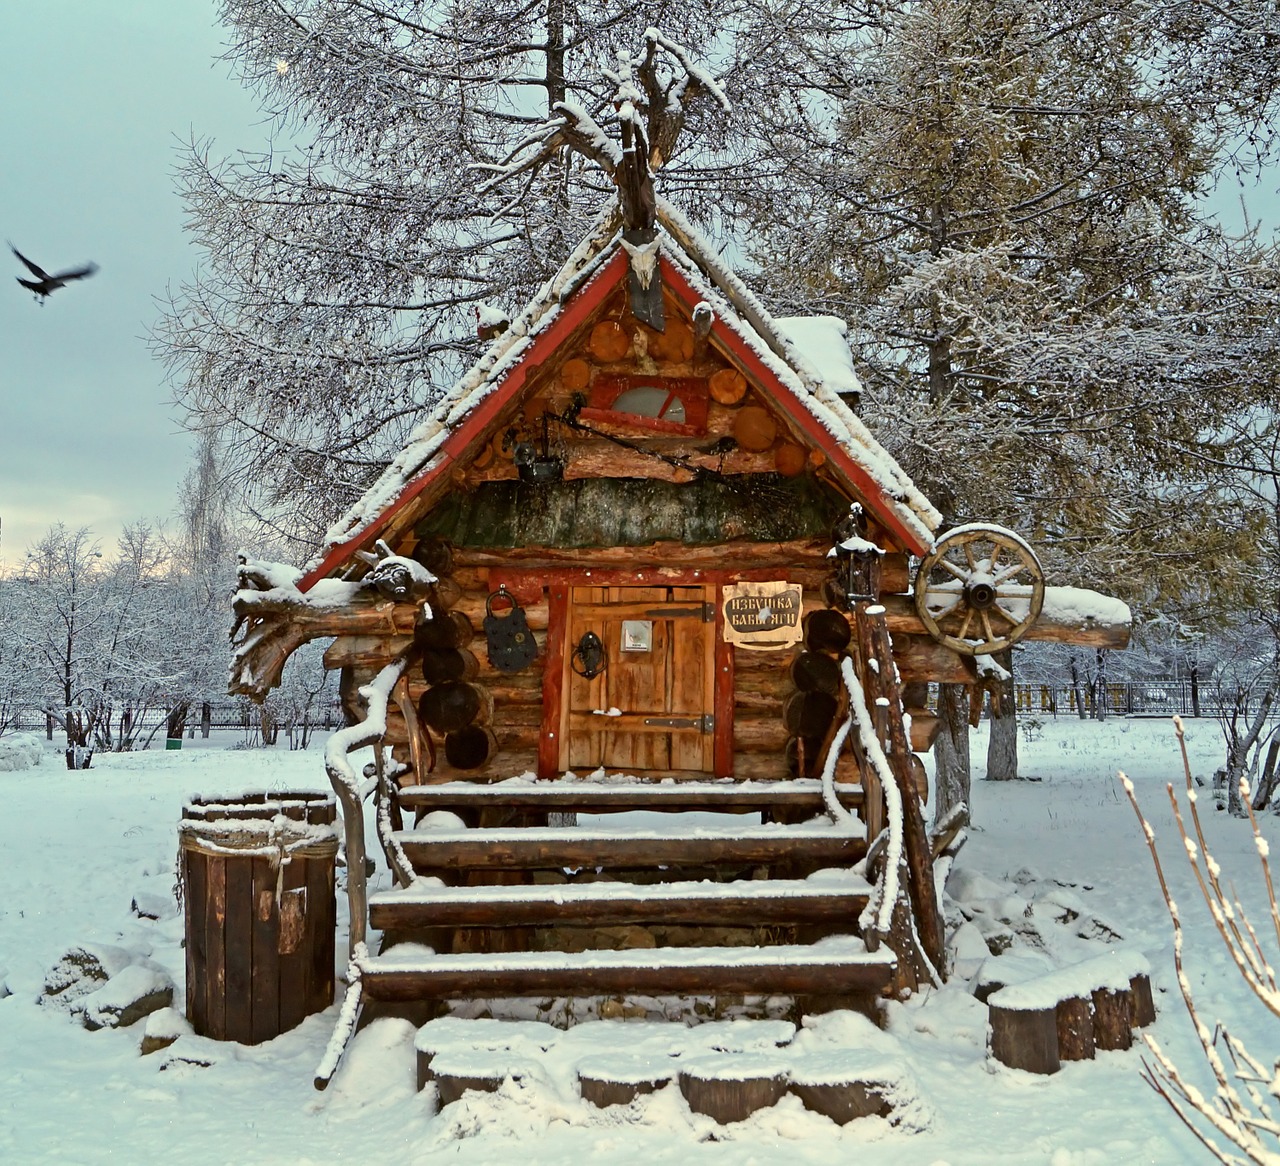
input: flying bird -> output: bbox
[10,244,98,301]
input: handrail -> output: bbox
[322,657,407,955]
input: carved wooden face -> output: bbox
[371,563,415,601]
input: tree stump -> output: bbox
[577,1054,673,1107]
[989,1003,1060,1075]
[1130,973,1156,1028]
[425,1051,542,1106]
[1055,995,1096,1062]
[1092,987,1133,1051]
[786,1054,901,1125]
[679,1054,787,1123]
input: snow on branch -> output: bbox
[230,545,433,702]
[1122,717,1280,1162]
[471,28,730,230]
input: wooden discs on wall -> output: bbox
[589,320,630,362]
[733,406,778,452]
[708,368,748,406]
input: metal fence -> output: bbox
[6,701,346,739]
[1013,681,1273,719]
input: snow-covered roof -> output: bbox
[300,198,941,586]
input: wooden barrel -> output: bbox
[783,690,839,738]
[790,650,841,695]
[179,792,337,1044]
[417,682,490,734]
[444,725,498,770]
[420,647,480,686]
[804,609,851,653]
[414,610,475,652]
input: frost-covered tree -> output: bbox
[155,0,740,551]
[731,0,1280,811]
[13,526,112,768]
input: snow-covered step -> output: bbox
[368,873,873,930]
[357,937,896,1002]
[392,822,867,873]
[397,777,864,814]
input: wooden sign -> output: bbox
[722,582,803,650]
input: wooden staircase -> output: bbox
[314,603,940,1088]
[357,776,894,1012]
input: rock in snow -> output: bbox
[40,943,174,1029]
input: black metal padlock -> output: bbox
[483,586,538,674]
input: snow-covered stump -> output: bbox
[678,1053,787,1123]
[987,951,1153,1074]
[577,1054,674,1107]
[424,1051,544,1106]
[180,792,338,1044]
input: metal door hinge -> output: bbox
[643,713,715,733]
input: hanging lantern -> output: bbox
[829,504,883,605]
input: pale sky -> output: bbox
[0,2,265,569]
[0,4,1274,573]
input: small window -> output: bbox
[581,374,708,435]
[610,386,687,424]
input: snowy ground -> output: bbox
[1,717,1274,1164]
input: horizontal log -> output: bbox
[359,945,896,1002]
[397,778,863,814]
[451,538,837,572]
[879,592,1131,649]
[732,719,790,752]
[323,634,413,670]
[395,827,866,873]
[892,634,979,686]
[368,880,871,930]
[906,710,942,752]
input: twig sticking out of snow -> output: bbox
[1121,718,1280,1162]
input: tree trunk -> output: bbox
[1093,649,1109,722]
[1070,654,1088,720]
[934,683,971,821]
[1190,658,1201,718]
[986,649,1019,781]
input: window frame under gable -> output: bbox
[579,374,709,436]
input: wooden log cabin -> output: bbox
[229,198,1131,1084]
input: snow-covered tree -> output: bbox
[730,0,1280,812]
[155,1,738,551]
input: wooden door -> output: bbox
[562,585,715,774]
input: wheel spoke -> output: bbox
[927,594,963,620]
[989,602,1019,627]
[979,611,996,646]
[988,544,1002,574]
[938,558,969,581]
[956,606,975,641]
[993,562,1027,586]
[963,542,978,573]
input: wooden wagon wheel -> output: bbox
[913,524,1045,656]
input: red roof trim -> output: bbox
[659,257,931,558]
[298,250,630,590]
